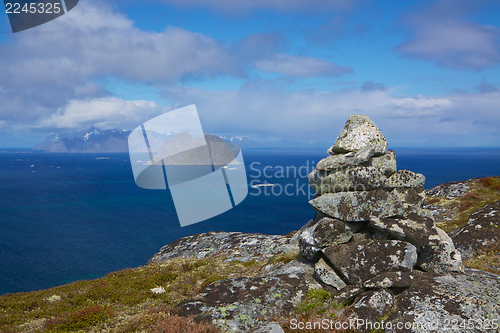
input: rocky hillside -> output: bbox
[3,115,499,333]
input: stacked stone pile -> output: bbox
[298,115,463,295]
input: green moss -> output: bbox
[430,177,500,233]
[269,250,301,265]
[295,288,331,316]
[0,256,267,332]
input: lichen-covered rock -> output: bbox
[314,258,347,290]
[369,150,397,177]
[323,239,417,285]
[368,214,441,247]
[385,169,426,189]
[296,217,359,260]
[386,269,500,333]
[174,275,308,332]
[309,189,407,222]
[315,147,374,171]
[426,180,471,199]
[148,231,297,264]
[328,115,388,155]
[452,201,500,260]
[418,227,463,274]
[352,289,394,320]
[363,271,414,289]
[313,217,353,247]
[309,165,386,195]
[391,186,426,208]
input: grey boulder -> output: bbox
[309,165,386,195]
[367,214,441,247]
[313,217,354,248]
[309,189,407,222]
[328,114,388,155]
[418,227,463,274]
[323,239,417,285]
[385,169,426,189]
[315,147,374,171]
[369,150,397,177]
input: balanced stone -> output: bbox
[368,214,441,247]
[323,239,417,285]
[369,150,397,177]
[309,189,406,222]
[309,165,386,195]
[313,217,353,247]
[328,115,388,155]
[385,169,426,189]
[315,147,374,171]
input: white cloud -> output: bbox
[158,83,500,146]
[3,3,237,85]
[23,81,500,146]
[254,54,353,78]
[395,1,500,70]
[35,98,167,130]
[0,2,356,134]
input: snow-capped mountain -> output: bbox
[218,136,262,148]
[33,127,130,152]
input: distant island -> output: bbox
[32,127,330,152]
[32,127,130,152]
[32,127,263,152]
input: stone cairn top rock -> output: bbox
[297,114,463,296]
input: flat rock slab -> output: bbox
[385,269,500,332]
[309,188,425,222]
[328,114,388,155]
[323,239,417,285]
[385,169,426,189]
[174,275,308,332]
[315,147,374,171]
[148,232,296,263]
[309,165,386,195]
[452,201,500,260]
[368,213,440,247]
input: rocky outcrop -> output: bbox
[452,201,500,260]
[146,115,500,332]
[174,275,308,332]
[151,232,499,333]
[148,231,297,264]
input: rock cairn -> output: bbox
[298,115,463,294]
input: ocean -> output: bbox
[1,147,499,295]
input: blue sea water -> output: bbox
[0,147,499,295]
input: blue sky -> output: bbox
[0,0,499,147]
